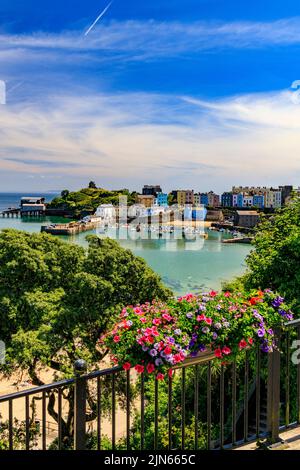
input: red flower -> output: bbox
[162,313,172,322]
[140,317,147,323]
[239,339,248,349]
[134,307,143,315]
[156,373,165,380]
[135,364,145,374]
[113,335,121,343]
[146,363,155,374]
[168,369,174,378]
[164,346,172,355]
[153,318,161,326]
[205,317,212,325]
[123,362,131,371]
[210,290,218,297]
[248,338,253,345]
[222,346,231,356]
[214,348,223,358]
[197,314,206,322]
[224,291,231,297]
[249,297,262,305]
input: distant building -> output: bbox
[234,210,260,228]
[177,190,194,206]
[264,189,282,209]
[155,192,168,207]
[142,185,162,196]
[96,204,116,219]
[221,192,233,207]
[200,193,209,206]
[279,186,293,205]
[194,193,201,206]
[232,186,282,209]
[242,195,253,207]
[20,197,46,215]
[136,194,155,207]
[253,194,265,208]
[207,191,220,207]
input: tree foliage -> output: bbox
[241,197,300,307]
[48,186,137,212]
[0,229,171,379]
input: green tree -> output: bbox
[241,196,300,307]
[0,229,171,440]
[60,189,69,199]
[88,181,97,189]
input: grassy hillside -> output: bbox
[48,187,137,212]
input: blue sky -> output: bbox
[1,1,300,192]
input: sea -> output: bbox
[0,192,251,294]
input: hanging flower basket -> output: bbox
[99,290,294,380]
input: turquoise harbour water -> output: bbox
[0,194,251,294]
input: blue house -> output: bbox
[200,193,209,206]
[221,192,233,207]
[155,192,168,207]
[253,195,265,208]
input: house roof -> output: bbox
[236,211,259,216]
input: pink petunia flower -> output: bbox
[135,364,145,374]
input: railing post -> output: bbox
[267,330,281,442]
[74,359,87,450]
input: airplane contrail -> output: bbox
[84,1,113,36]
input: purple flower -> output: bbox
[192,333,198,340]
[212,332,218,340]
[214,322,222,330]
[165,355,174,363]
[216,304,222,311]
[190,351,198,357]
[261,342,270,353]
[167,337,175,344]
[198,304,206,311]
[272,296,284,308]
[142,345,149,352]
[174,329,181,336]
[186,313,194,319]
[155,358,163,366]
[198,344,206,352]
[278,309,286,317]
[149,349,158,357]
[154,343,160,350]
[257,328,265,338]
[126,320,133,326]
[253,311,263,322]
[267,329,274,335]
[188,340,195,348]
[223,321,230,328]
[202,326,209,334]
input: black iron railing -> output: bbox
[0,319,300,451]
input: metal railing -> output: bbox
[0,320,300,451]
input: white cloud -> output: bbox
[1,87,300,192]
[1,17,300,63]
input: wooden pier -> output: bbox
[1,209,21,217]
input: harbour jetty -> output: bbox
[41,216,102,236]
[222,237,253,244]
